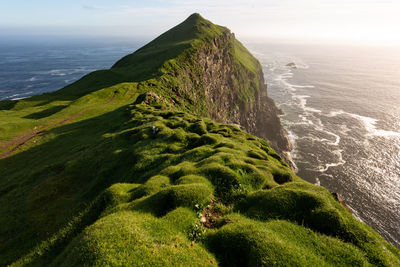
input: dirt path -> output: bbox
[0,93,116,159]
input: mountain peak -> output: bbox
[178,12,219,35]
[112,14,228,70]
[182,13,208,26]
[186,12,203,21]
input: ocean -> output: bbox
[0,37,399,247]
[247,42,400,247]
[0,36,145,100]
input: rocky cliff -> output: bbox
[193,29,292,154]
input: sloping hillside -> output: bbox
[0,13,399,266]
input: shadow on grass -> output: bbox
[0,105,139,265]
[23,105,68,119]
[0,100,17,110]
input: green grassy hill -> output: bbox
[0,14,399,266]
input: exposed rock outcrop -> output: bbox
[176,30,292,164]
[286,62,297,68]
[332,192,352,214]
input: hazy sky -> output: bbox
[1,0,399,45]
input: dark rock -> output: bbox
[286,62,297,68]
[332,192,352,214]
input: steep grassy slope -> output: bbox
[0,14,399,266]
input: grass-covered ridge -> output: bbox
[0,13,399,266]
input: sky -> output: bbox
[1,0,399,45]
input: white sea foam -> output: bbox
[304,107,322,113]
[7,91,33,100]
[326,110,345,117]
[295,94,309,108]
[295,95,324,116]
[339,124,351,135]
[281,73,293,79]
[11,96,29,100]
[295,63,309,69]
[8,93,21,99]
[299,114,314,125]
[318,149,346,172]
[286,130,297,147]
[292,94,323,113]
[324,130,341,146]
[274,72,299,92]
[27,77,37,82]
[33,68,93,77]
[326,109,400,138]
[316,118,324,127]
[50,70,67,76]
[302,131,341,147]
[266,65,276,72]
[33,69,64,75]
[286,130,299,160]
[291,85,315,88]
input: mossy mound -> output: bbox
[237,182,400,265]
[130,183,213,216]
[54,209,217,266]
[206,214,369,267]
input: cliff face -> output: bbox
[196,31,292,154]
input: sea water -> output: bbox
[0,37,399,247]
[247,42,400,247]
[0,36,144,100]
